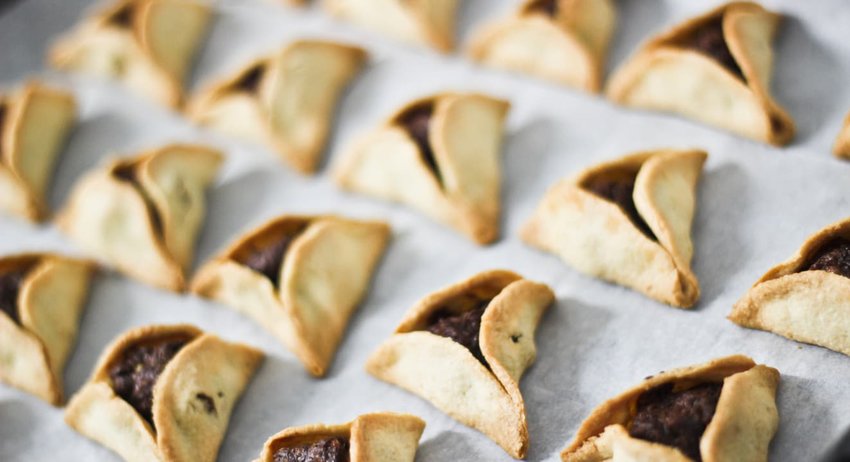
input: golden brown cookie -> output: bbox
[468,0,617,92]
[833,111,850,159]
[366,270,554,459]
[49,0,212,108]
[730,217,850,356]
[0,81,76,222]
[65,324,263,462]
[254,412,425,462]
[606,1,794,146]
[521,149,706,308]
[561,355,780,462]
[191,214,390,377]
[187,40,367,174]
[334,93,510,244]
[324,0,459,52]
[0,253,94,405]
[57,143,223,292]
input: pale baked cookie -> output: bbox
[468,0,617,92]
[833,111,850,160]
[521,149,707,308]
[49,0,212,108]
[334,93,510,245]
[324,0,459,52]
[254,413,425,462]
[0,82,76,222]
[366,270,554,459]
[65,324,263,462]
[730,217,850,357]
[0,253,94,405]
[606,1,794,146]
[191,215,390,377]
[187,40,367,174]
[57,143,223,292]
[561,355,780,462]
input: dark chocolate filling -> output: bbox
[687,18,744,80]
[629,382,723,462]
[0,266,34,324]
[238,222,311,287]
[396,103,442,184]
[109,339,189,428]
[526,0,558,16]
[426,295,494,365]
[583,172,657,240]
[805,238,850,279]
[107,4,135,28]
[113,164,164,238]
[273,437,350,462]
[234,64,265,94]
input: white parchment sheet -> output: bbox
[2,0,850,460]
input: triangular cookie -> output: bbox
[187,40,367,174]
[833,111,850,160]
[0,81,76,222]
[561,355,779,462]
[606,1,794,145]
[334,93,509,244]
[522,149,706,307]
[468,0,617,92]
[366,270,554,459]
[254,412,425,462]
[0,253,94,405]
[730,217,850,357]
[324,0,459,52]
[49,0,212,108]
[57,143,223,292]
[65,324,263,462]
[191,214,390,377]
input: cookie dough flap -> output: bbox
[730,217,850,356]
[367,270,552,458]
[136,144,223,270]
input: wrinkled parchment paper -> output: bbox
[2,0,850,460]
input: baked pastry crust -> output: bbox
[833,111,850,159]
[0,82,76,222]
[49,0,212,108]
[324,0,459,52]
[334,93,510,244]
[65,324,263,462]
[561,355,780,462]
[730,217,850,356]
[254,412,426,462]
[606,1,794,146]
[468,0,617,92]
[191,214,390,377]
[521,149,706,308]
[0,253,94,405]
[57,143,223,292]
[366,270,555,459]
[187,40,366,174]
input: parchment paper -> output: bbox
[2,0,850,460]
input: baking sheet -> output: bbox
[2,0,850,460]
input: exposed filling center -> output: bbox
[583,170,657,240]
[233,64,265,94]
[109,338,189,428]
[425,294,495,365]
[686,18,744,79]
[628,382,723,462]
[804,238,850,279]
[113,164,164,238]
[236,222,310,287]
[526,0,558,16]
[0,265,34,324]
[396,103,442,183]
[107,3,136,28]
[273,437,350,462]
